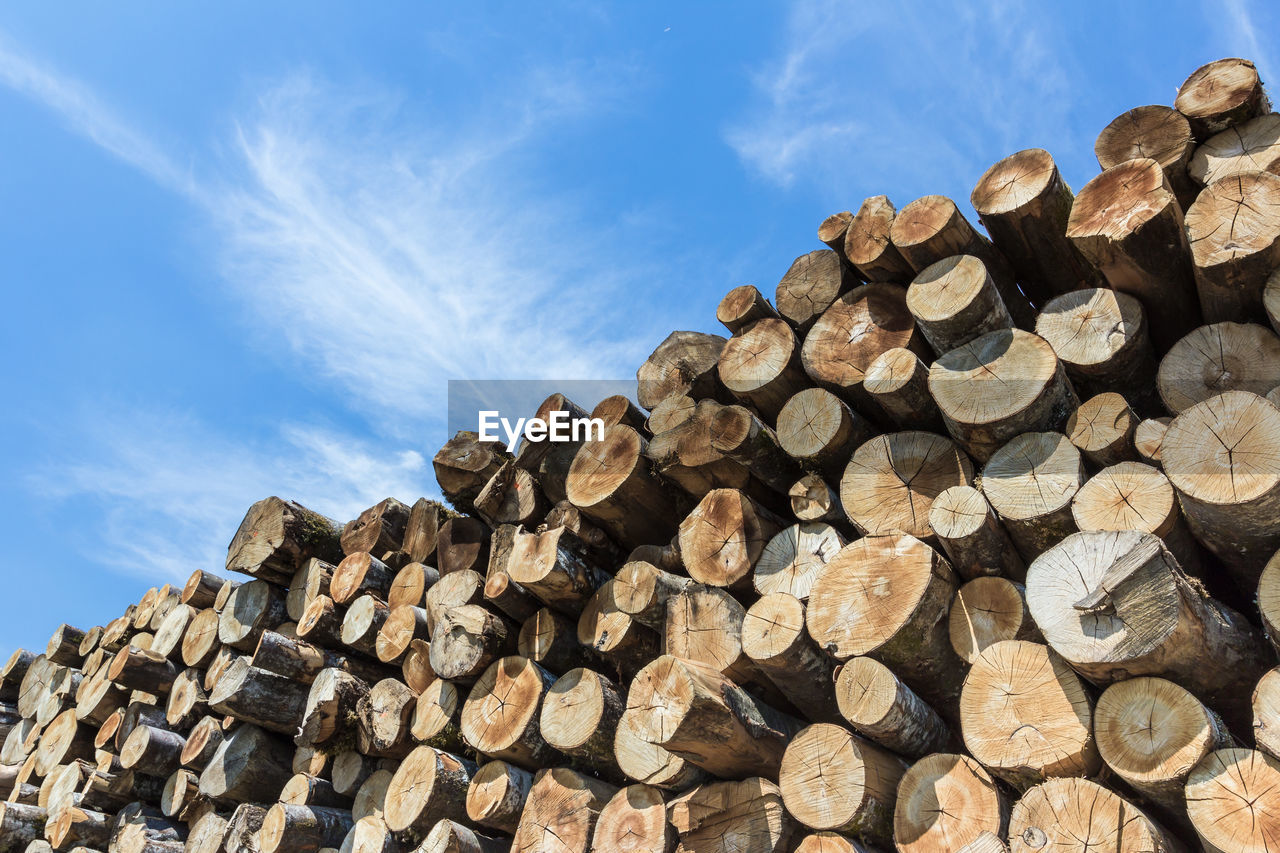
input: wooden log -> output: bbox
[677,489,783,590]
[960,640,1100,791]
[592,394,649,435]
[668,777,794,853]
[981,432,1084,560]
[1176,57,1270,139]
[120,725,186,777]
[1186,171,1280,322]
[539,669,624,780]
[929,329,1078,463]
[906,255,1016,357]
[1158,322,1280,414]
[1009,777,1181,853]
[73,670,127,728]
[342,497,410,559]
[111,700,170,754]
[566,425,683,549]
[894,753,1009,853]
[253,630,390,687]
[226,497,343,585]
[708,405,803,494]
[222,803,267,853]
[863,348,943,431]
[843,196,914,283]
[433,431,510,512]
[577,581,660,680]
[645,399,756,502]
[1252,666,1280,759]
[281,771,347,809]
[459,656,558,769]
[207,658,308,735]
[483,565,541,626]
[474,461,548,529]
[800,283,925,414]
[183,811,229,853]
[374,605,429,665]
[625,655,803,779]
[1095,104,1197,209]
[422,819,507,853]
[513,393,593,506]
[48,805,111,850]
[1027,530,1266,729]
[776,388,876,482]
[832,656,954,757]
[178,720,222,773]
[259,803,354,853]
[840,431,972,541]
[591,784,672,853]
[403,497,450,565]
[1193,113,1280,188]
[179,609,220,670]
[1134,416,1171,467]
[741,593,840,723]
[329,750,384,799]
[382,746,475,834]
[106,648,176,696]
[400,638,435,695]
[436,516,490,576]
[777,723,905,842]
[150,604,195,662]
[970,147,1105,303]
[794,833,882,853]
[0,802,45,850]
[636,331,728,411]
[609,563,692,633]
[409,679,466,755]
[1035,288,1158,406]
[717,284,781,335]
[198,723,294,803]
[339,595,389,659]
[297,669,368,747]
[1065,392,1139,467]
[511,767,617,853]
[788,474,845,525]
[218,580,287,652]
[430,604,516,682]
[663,585,781,705]
[948,577,1040,665]
[329,553,394,607]
[929,485,1024,581]
[33,710,95,777]
[806,534,965,713]
[1066,158,1203,350]
[1161,390,1280,585]
[516,608,595,675]
[1072,461,1203,576]
[1,651,37,705]
[422,569,484,634]
[466,760,532,835]
[753,523,844,600]
[717,320,809,425]
[45,626,85,668]
[356,678,416,759]
[775,250,859,334]
[817,211,853,260]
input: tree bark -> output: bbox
[226,497,343,586]
[499,526,611,616]
[775,250,859,334]
[709,405,804,494]
[1186,171,1280,322]
[668,777,794,853]
[832,656,954,758]
[208,657,308,735]
[429,604,516,682]
[259,803,354,853]
[107,647,177,696]
[981,432,1084,560]
[253,629,390,686]
[894,753,1009,853]
[329,552,395,606]
[576,580,661,681]
[45,625,85,668]
[342,497,410,561]
[474,461,549,529]
[198,723,295,803]
[218,580,288,652]
[516,607,598,675]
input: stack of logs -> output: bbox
[8,55,1280,853]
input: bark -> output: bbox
[708,405,804,494]
[381,746,475,834]
[436,516,491,576]
[474,461,549,529]
[297,668,368,747]
[607,562,692,633]
[252,630,391,686]
[207,657,308,735]
[929,485,1025,581]
[198,723,295,803]
[636,330,729,411]
[576,581,661,681]
[45,625,85,668]
[517,608,599,675]
[539,668,625,781]
[341,497,411,560]
[107,647,177,696]
[495,526,611,616]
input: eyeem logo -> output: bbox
[479,410,605,452]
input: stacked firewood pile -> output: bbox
[7,56,1280,853]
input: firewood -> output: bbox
[382,746,475,834]
[775,250,859,333]
[483,567,541,626]
[1026,530,1265,728]
[948,577,1040,665]
[539,669,624,781]
[907,256,1016,362]
[252,630,390,687]
[179,609,220,670]
[208,658,308,735]
[113,700,171,754]
[511,767,616,853]
[928,485,1024,581]
[1258,555,1280,658]
[960,640,1100,790]
[374,605,429,665]
[297,669,367,747]
[339,595,390,659]
[433,432,510,513]
[1253,667,1280,759]
[1095,104,1197,209]
[890,195,1034,326]
[356,678,415,759]
[832,656,953,757]
[1036,289,1157,406]
[753,523,844,600]
[794,833,881,853]
[260,803,354,853]
[1071,461,1202,574]
[542,500,626,565]
[576,581,660,680]
[1,652,36,705]
[929,330,1078,463]
[422,818,508,853]
[342,497,410,560]
[466,760,532,834]
[843,196,913,283]
[1133,416,1170,468]
[777,723,905,841]
[817,211,853,261]
[352,767,393,823]
[1066,158,1203,350]
[971,148,1105,303]
[801,283,925,414]
[430,604,516,682]
[329,751,382,799]
[218,580,287,652]
[776,388,875,481]
[33,710,95,776]
[708,405,803,494]
[403,498,450,565]
[647,393,695,434]
[863,348,943,431]
[717,284,781,335]
[409,679,466,754]
[45,626,85,668]
[179,718,224,772]
[807,534,965,713]
[120,724,185,777]
[107,648,176,696]
[474,461,548,529]
[663,585,780,706]
[609,563,691,633]
[514,393,592,506]
[183,811,229,853]
[226,497,343,586]
[645,399,756,501]
[1064,392,1139,467]
[717,319,809,423]
[1158,322,1280,414]
[893,753,1009,853]
[625,655,803,779]
[741,593,840,723]
[150,605,195,663]
[1009,777,1181,853]
[841,431,972,541]
[328,553,394,607]
[1186,171,1280,322]
[436,516,490,576]
[636,331,728,411]
[460,656,559,769]
[787,474,845,525]
[566,425,682,549]
[981,432,1085,560]
[399,640,437,698]
[677,489,783,590]
[48,805,111,850]
[591,784,671,853]
[74,670,127,728]
[423,569,485,633]
[222,803,267,853]
[211,580,241,613]
[1176,57,1270,138]
[668,777,794,853]
[198,723,294,803]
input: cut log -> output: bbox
[566,425,682,549]
[668,777,794,853]
[280,771,349,808]
[517,608,597,675]
[352,767,393,822]
[717,319,808,423]
[718,284,781,336]
[840,431,972,541]
[1071,461,1202,574]
[0,802,45,850]
[514,393,592,506]
[1176,57,1270,138]
[1095,104,1198,209]
[800,283,925,414]
[429,604,516,682]
[356,678,416,759]
[511,767,617,853]
[929,485,1025,581]
[1161,391,1280,586]
[776,388,876,482]
[1252,666,1280,758]
[609,563,692,633]
[806,534,965,713]
[981,431,1084,560]
[960,640,1100,790]
[297,668,368,747]
[459,656,559,769]
[843,196,914,283]
[433,431,510,512]
[33,709,95,776]
[403,497,450,564]
[208,657,308,735]
[45,625,85,668]
[776,249,861,336]
[592,394,649,434]
[1157,322,1280,414]
[474,461,548,529]
[625,655,803,779]
[179,608,221,670]
[107,647,176,696]
[677,489,783,590]
[226,497,343,585]
[708,405,804,494]
[48,805,111,850]
[120,724,186,777]
[179,717,224,771]
[401,638,436,694]
[788,474,845,525]
[198,723,295,803]
[339,594,389,659]
[218,580,287,652]
[1095,676,1230,817]
[409,679,466,754]
[184,810,229,853]
[645,398,756,502]
[794,833,880,853]
[436,516,490,576]
[1134,416,1171,467]
[908,255,1018,371]
[970,147,1105,303]
[894,753,1009,853]
[1065,392,1138,467]
[741,593,839,723]
[375,605,429,665]
[929,329,1078,463]
[483,565,541,626]
[422,818,508,853]
[342,497,410,559]
[662,585,780,705]
[466,759,532,834]
[151,604,195,662]
[863,348,943,431]
[818,209,853,258]
[777,722,905,842]
[576,581,661,680]
[1009,777,1181,853]
[832,656,954,757]
[591,784,672,853]
[539,668,624,780]
[74,669,127,728]
[260,803,354,853]
[423,569,485,634]
[1192,113,1280,189]
[753,523,845,600]
[636,331,728,411]
[1185,748,1280,852]
[223,803,267,853]
[382,746,475,834]
[329,553,394,606]
[948,577,1041,665]
[1035,289,1157,406]
[1185,171,1280,322]
[253,630,390,687]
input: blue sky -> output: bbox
[0,1,1273,655]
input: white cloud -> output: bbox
[1219,0,1278,88]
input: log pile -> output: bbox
[8,56,1280,852]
